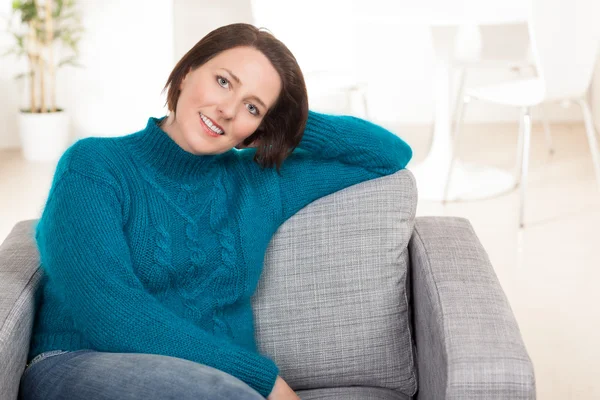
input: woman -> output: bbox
[19,23,412,400]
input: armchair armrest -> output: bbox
[0,220,42,400]
[408,217,535,399]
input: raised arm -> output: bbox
[277,111,413,220]
[295,111,412,173]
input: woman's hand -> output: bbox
[267,376,300,400]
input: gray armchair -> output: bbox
[0,169,535,399]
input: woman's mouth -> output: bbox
[199,113,225,137]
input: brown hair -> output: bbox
[162,23,308,173]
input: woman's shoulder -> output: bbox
[54,136,128,187]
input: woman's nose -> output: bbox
[217,97,236,120]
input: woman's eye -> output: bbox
[217,76,229,88]
[247,104,260,116]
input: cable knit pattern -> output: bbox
[135,163,217,318]
[180,222,207,297]
[152,222,173,300]
[177,183,194,205]
[208,168,239,337]
[29,112,413,397]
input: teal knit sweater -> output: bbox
[30,110,412,397]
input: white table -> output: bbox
[354,1,529,201]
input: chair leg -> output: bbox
[539,104,555,155]
[360,84,369,120]
[443,94,470,204]
[576,98,600,190]
[515,107,526,188]
[520,107,532,229]
[451,67,468,139]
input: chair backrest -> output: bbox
[252,169,418,396]
[529,0,600,101]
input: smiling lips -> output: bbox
[199,113,225,136]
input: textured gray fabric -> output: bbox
[297,386,411,400]
[252,169,418,397]
[409,217,536,400]
[0,220,42,400]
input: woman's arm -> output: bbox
[36,164,278,398]
[295,111,412,173]
[277,111,413,221]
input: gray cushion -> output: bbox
[297,386,411,400]
[252,169,418,397]
[0,221,41,400]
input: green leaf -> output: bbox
[13,71,33,80]
[53,0,64,19]
[20,1,37,23]
[11,33,25,49]
[57,11,76,21]
[1,47,26,58]
[58,56,84,69]
[2,48,17,57]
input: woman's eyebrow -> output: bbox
[221,68,241,84]
[220,68,267,109]
[248,95,266,110]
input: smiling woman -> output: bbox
[160,24,309,171]
[160,46,281,154]
[21,22,412,400]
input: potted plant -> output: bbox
[3,0,83,162]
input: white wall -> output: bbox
[67,0,174,139]
[174,0,254,61]
[1,0,598,149]
[0,0,24,148]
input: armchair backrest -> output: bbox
[252,169,418,397]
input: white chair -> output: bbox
[443,0,600,228]
[446,23,555,154]
[303,70,369,118]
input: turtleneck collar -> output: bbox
[126,117,231,180]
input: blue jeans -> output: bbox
[19,349,266,400]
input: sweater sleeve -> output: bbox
[36,167,279,398]
[278,111,413,220]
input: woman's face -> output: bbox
[163,46,282,155]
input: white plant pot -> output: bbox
[18,110,71,162]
